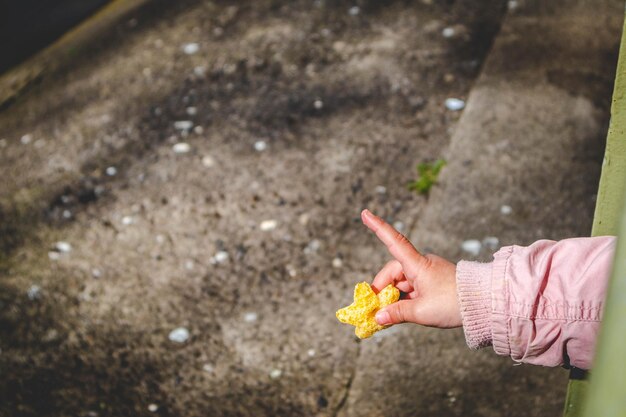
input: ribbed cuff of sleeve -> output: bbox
[490,246,513,358]
[456,261,493,349]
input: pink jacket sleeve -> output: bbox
[456,237,616,369]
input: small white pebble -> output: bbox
[442,27,456,38]
[254,140,267,152]
[156,234,166,244]
[461,239,482,256]
[304,239,321,254]
[27,285,41,300]
[55,241,72,253]
[48,251,61,261]
[183,43,199,55]
[214,251,229,263]
[105,166,117,176]
[244,312,258,323]
[172,142,191,154]
[286,264,298,278]
[445,98,465,111]
[194,126,204,135]
[193,66,206,76]
[201,155,215,167]
[203,363,214,373]
[332,257,343,268]
[393,221,405,232]
[91,268,102,278]
[269,369,282,379]
[508,0,518,10]
[121,216,134,226]
[174,121,193,131]
[348,6,360,16]
[186,106,198,116]
[185,260,195,270]
[500,205,513,215]
[375,185,387,194]
[62,210,72,219]
[298,213,310,226]
[43,328,58,342]
[148,404,158,413]
[314,99,324,109]
[260,220,278,231]
[20,134,32,144]
[307,349,316,357]
[482,236,500,250]
[168,327,190,343]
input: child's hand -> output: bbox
[361,209,462,329]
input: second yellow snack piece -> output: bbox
[336,282,400,338]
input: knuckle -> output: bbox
[422,254,434,269]
[389,305,405,323]
[391,231,409,247]
[394,231,408,242]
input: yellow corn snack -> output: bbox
[336,282,400,339]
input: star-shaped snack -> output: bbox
[336,282,400,338]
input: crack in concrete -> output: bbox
[332,340,361,417]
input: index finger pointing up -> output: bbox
[361,209,426,275]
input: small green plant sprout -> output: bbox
[408,159,447,195]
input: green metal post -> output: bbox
[564,13,626,417]
[582,190,626,417]
[580,12,626,417]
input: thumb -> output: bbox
[375,300,419,325]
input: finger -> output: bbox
[371,260,407,293]
[361,209,426,275]
[404,290,420,299]
[395,280,413,293]
[375,299,420,325]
